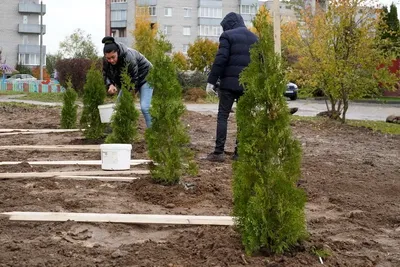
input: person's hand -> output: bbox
[107,84,118,95]
[206,83,217,95]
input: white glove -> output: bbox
[206,83,217,95]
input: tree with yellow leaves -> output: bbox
[282,0,397,122]
[187,38,218,73]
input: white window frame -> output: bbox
[183,44,189,54]
[198,7,222,18]
[111,10,127,20]
[163,25,172,35]
[240,5,257,15]
[183,26,191,36]
[199,25,222,37]
[183,7,191,17]
[164,7,172,16]
[149,5,156,16]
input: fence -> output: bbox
[0,81,65,93]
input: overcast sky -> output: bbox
[43,0,398,56]
[43,0,105,55]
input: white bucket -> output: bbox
[100,144,132,170]
[98,103,116,123]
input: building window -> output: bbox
[183,44,189,54]
[165,7,172,16]
[240,5,257,15]
[183,26,191,36]
[119,28,126,37]
[18,53,40,66]
[198,7,222,18]
[163,25,172,35]
[111,10,127,20]
[199,25,222,37]
[137,6,157,16]
[111,0,127,2]
[183,7,191,17]
[149,5,156,16]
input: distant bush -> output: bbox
[55,58,101,94]
[177,71,207,93]
[15,62,32,75]
[184,87,207,102]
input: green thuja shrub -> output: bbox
[233,10,307,255]
[105,66,139,144]
[61,78,78,129]
[146,39,198,185]
[80,65,106,139]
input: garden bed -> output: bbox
[0,103,399,266]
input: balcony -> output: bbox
[18,44,46,55]
[111,21,127,28]
[19,3,46,14]
[18,24,46,34]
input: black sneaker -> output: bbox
[231,153,238,161]
[206,152,225,162]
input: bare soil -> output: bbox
[0,103,399,267]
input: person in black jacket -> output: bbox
[205,12,258,162]
[102,36,153,128]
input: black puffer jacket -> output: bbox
[207,12,258,93]
[103,42,152,91]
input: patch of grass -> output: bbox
[0,101,53,109]
[205,94,219,103]
[311,246,331,259]
[21,92,66,102]
[0,90,25,96]
[347,120,400,135]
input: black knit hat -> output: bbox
[102,36,119,54]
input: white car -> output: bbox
[6,74,37,82]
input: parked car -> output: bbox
[285,82,298,100]
[5,74,37,82]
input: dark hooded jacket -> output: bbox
[102,42,152,91]
[207,12,258,93]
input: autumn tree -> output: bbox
[171,52,189,71]
[59,29,98,60]
[132,6,172,61]
[379,3,400,55]
[187,38,218,73]
[283,0,397,122]
[233,8,307,254]
[46,53,62,77]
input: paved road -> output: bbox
[0,96,398,121]
[186,100,400,121]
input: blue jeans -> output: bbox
[117,82,153,128]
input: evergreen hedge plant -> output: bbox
[233,11,307,255]
[61,78,78,129]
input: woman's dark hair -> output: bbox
[102,36,119,54]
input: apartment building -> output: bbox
[0,0,46,68]
[105,0,267,54]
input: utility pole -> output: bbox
[273,0,281,55]
[39,0,43,80]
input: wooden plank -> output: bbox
[0,170,150,179]
[0,129,82,133]
[0,159,151,166]
[0,145,100,151]
[2,212,235,226]
[56,176,140,182]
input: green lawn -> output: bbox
[291,115,400,135]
